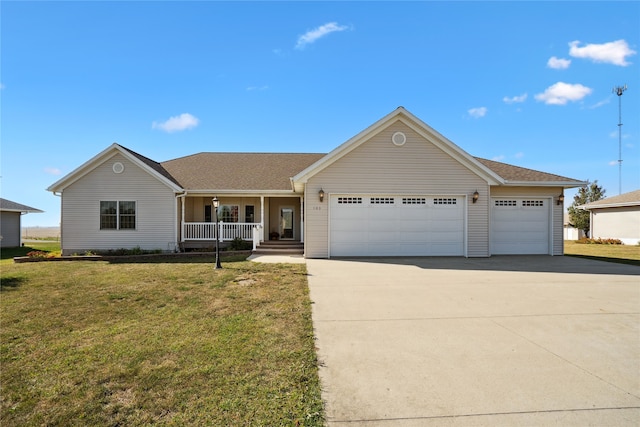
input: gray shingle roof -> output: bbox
[161,152,327,191]
[475,158,581,183]
[118,144,182,187]
[581,189,640,209]
[0,198,43,213]
[155,153,581,191]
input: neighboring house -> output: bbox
[0,198,44,248]
[563,213,585,241]
[47,107,585,257]
[579,189,640,245]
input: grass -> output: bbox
[1,241,62,262]
[564,240,640,266]
[0,257,324,426]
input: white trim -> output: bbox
[392,131,406,146]
[292,107,505,191]
[47,144,183,193]
[504,181,587,188]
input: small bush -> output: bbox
[26,251,51,258]
[228,237,252,251]
[577,237,623,245]
[98,246,163,256]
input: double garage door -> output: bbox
[329,195,552,256]
[330,195,464,257]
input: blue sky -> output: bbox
[2,1,639,227]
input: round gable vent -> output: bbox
[113,162,125,174]
[392,132,406,146]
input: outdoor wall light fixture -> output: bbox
[212,196,222,269]
[472,190,479,203]
[557,193,565,206]
[319,188,325,202]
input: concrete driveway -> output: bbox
[306,256,640,426]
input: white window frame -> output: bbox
[100,200,137,230]
[217,204,239,223]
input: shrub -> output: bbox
[577,237,623,245]
[26,251,50,258]
[99,246,163,256]
[228,237,252,251]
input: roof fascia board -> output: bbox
[394,115,503,185]
[47,144,183,193]
[1,208,44,213]
[580,201,640,210]
[292,108,407,184]
[292,107,504,185]
[182,190,299,196]
[501,180,588,188]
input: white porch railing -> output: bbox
[182,222,261,241]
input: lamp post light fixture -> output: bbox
[318,188,325,202]
[212,196,222,269]
[472,190,479,203]
[557,193,565,206]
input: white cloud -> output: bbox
[492,155,505,162]
[534,82,592,105]
[295,22,349,50]
[547,56,571,69]
[569,39,637,66]
[246,85,269,91]
[152,113,199,133]
[0,83,5,90]
[608,160,618,166]
[468,107,487,118]
[503,93,527,104]
[588,98,610,109]
[44,167,62,175]
[514,152,524,159]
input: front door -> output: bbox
[280,207,294,239]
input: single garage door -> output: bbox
[491,198,550,254]
[330,195,464,256]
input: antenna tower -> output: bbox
[613,84,627,195]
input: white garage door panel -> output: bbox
[330,195,464,256]
[491,199,550,255]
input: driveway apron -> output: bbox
[306,256,640,426]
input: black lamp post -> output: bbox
[213,196,222,269]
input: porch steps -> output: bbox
[253,240,304,255]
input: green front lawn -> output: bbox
[0,258,324,426]
[1,241,62,262]
[564,240,640,266]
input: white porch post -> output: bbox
[300,195,304,243]
[260,195,265,242]
[180,195,186,242]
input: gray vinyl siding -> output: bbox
[489,186,564,255]
[304,121,489,258]
[60,153,177,255]
[0,211,21,248]
[590,207,640,244]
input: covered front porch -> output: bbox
[178,194,304,249]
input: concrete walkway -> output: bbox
[247,254,306,264]
[306,256,640,426]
